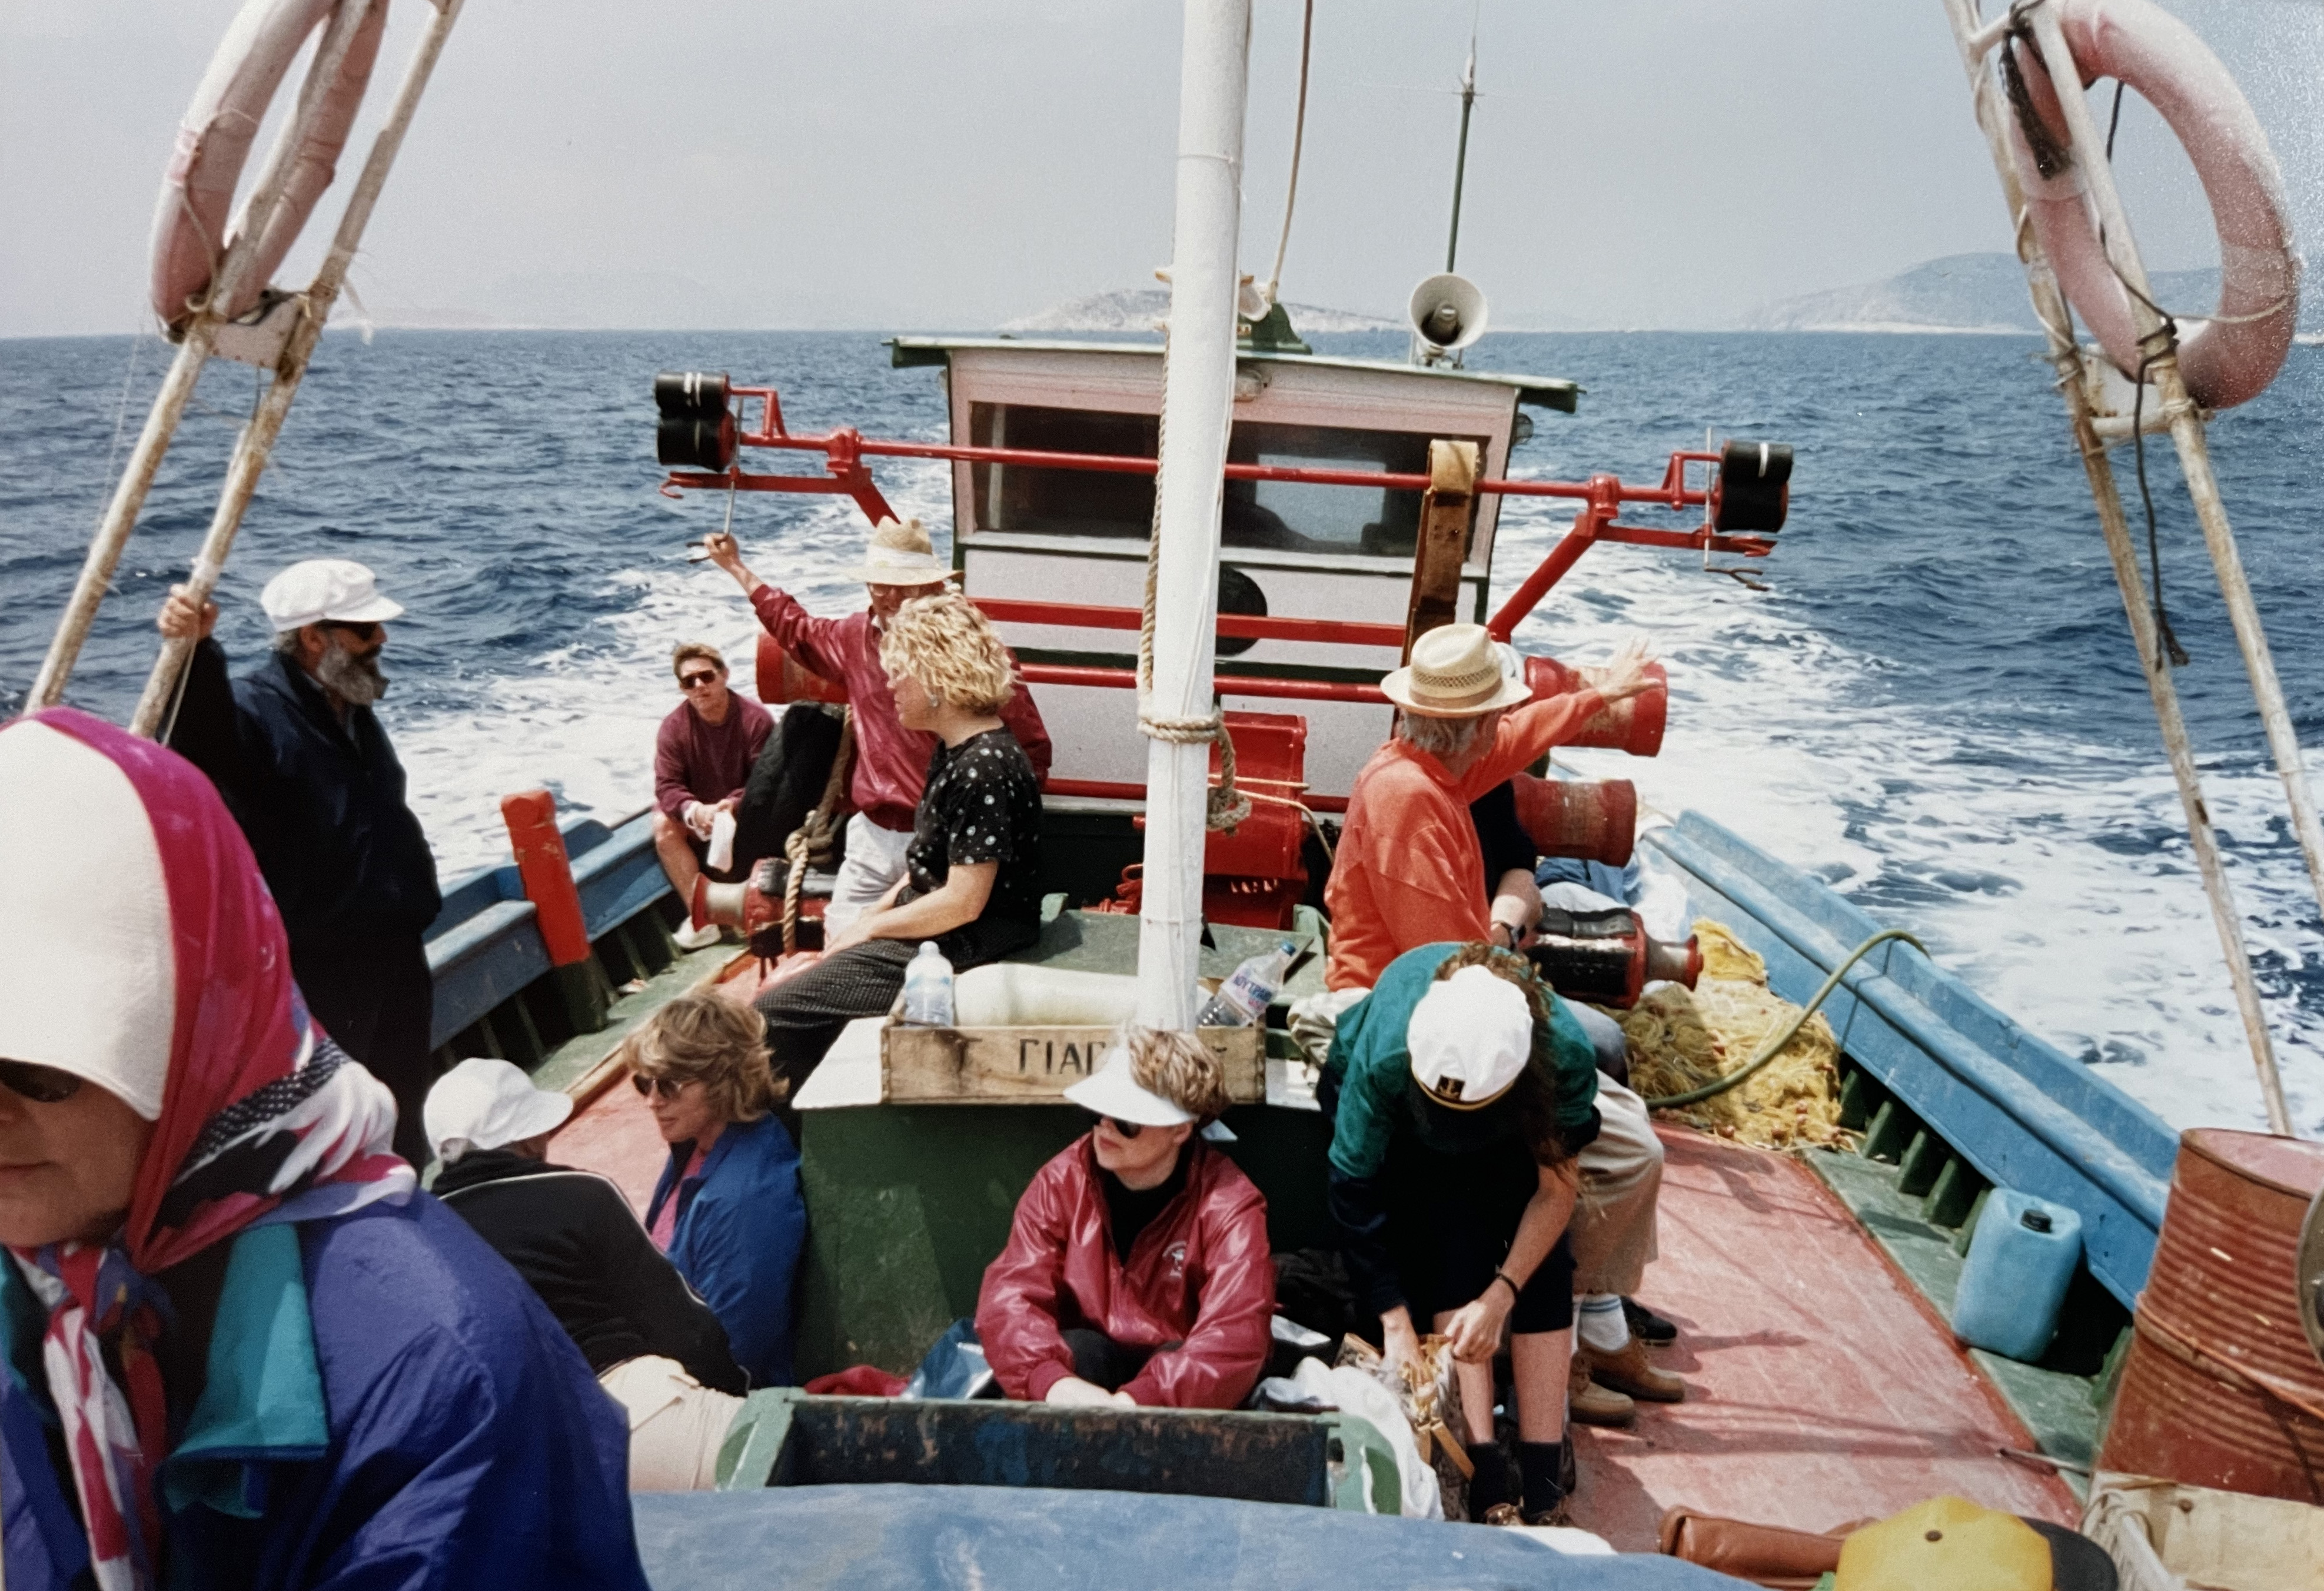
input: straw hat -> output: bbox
[1379,623,1531,718]
[841,517,952,587]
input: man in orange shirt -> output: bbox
[1323,623,1655,992]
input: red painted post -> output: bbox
[501,789,592,967]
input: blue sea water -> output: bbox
[2,327,2319,1133]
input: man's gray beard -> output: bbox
[317,637,388,705]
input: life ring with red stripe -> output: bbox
[2006,0,2302,411]
[148,0,390,334]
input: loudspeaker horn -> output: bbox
[1407,273,1489,364]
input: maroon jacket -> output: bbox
[976,1137,1275,1410]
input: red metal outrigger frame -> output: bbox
[660,383,1777,681]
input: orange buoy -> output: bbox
[1524,655,1666,758]
[1511,773,1637,866]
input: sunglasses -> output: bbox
[0,1059,83,1105]
[631,1073,694,1101]
[1084,1110,1144,1140]
[677,671,720,690]
[323,620,383,644]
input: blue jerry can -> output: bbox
[1951,1189,2083,1363]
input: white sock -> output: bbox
[1577,1294,1630,1354]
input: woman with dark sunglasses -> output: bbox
[0,709,646,1590]
[975,1029,1274,1410]
[631,992,806,1389]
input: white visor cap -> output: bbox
[423,1057,574,1162]
[0,722,175,1120]
[1063,1044,1194,1128]
[1407,963,1533,1110]
[261,559,405,633]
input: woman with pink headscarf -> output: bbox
[0,710,646,1591]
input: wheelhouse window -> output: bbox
[966,403,1482,560]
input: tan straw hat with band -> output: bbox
[1379,622,1532,718]
[842,517,952,586]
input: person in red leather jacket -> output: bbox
[976,1029,1274,1410]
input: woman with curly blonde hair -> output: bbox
[634,992,806,1387]
[752,591,1047,1096]
[976,1027,1274,1410]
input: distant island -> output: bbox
[1003,289,1399,335]
[1743,250,2313,336]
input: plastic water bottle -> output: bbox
[1951,1189,2083,1362]
[1197,941,1296,1028]
[901,942,956,1027]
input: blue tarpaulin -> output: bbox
[633,1486,1748,1589]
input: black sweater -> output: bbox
[432,1150,748,1393]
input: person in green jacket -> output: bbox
[1321,941,1600,1525]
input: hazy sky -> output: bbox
[4,0,2318,337]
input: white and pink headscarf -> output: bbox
[0,708,413,1591]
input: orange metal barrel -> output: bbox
[1511,772,1637,865]
[2098,1129,2324,1502]
[1524,655,1667,758]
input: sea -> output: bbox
[2,327,2319,1136]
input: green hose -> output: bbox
[1640,928,1927,1110]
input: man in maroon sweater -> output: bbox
[652,641,773,930]
[701,517,1051,932]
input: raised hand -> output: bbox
[1584,632,1657,703]
[157,584,218,642]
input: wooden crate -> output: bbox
[880,1020,1264,1105]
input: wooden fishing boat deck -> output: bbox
[550,972,2079,1547]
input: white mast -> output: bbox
[1135,0,1252,1031]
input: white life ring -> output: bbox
[2006,0,2302,411]
[148,0,390,333]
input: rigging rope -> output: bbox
[778,709,855,955]
[1264,0,1316,308]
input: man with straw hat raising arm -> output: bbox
[1322,622,1655,993]
[703,518,1051,931]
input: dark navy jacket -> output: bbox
[1,1195,647,1591]
[645,1115,807,1388]
[168,640,441,948]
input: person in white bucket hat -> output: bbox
[427,1058,752,1491]
[976,1028,1275,1410]
[157,557,440,1165]
[702,516,1052,932]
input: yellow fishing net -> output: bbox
[1615,919,1847,1149]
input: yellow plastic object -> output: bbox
[1835,1497,2050,1591]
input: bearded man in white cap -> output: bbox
[976,1028,1274,1411]
[157,559,439,1164]
[702,517,1050,931]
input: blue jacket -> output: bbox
[2,1195,647,1591]
[168,640,441,947]
[646,1115,806,1387]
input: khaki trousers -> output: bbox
[599,1355,746,1492]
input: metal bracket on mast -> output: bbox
[1940,0,2298,1134]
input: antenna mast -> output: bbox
[1444,15,1478,272]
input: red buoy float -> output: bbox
[149,0,390,333]
[1524,654,1667,759]
[2006,0,2302,411]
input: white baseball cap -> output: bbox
[1407,963,1533,1110]
[423,1057,574,1162]
[260,559,405,633]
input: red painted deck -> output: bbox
[1568,1128,2078,1549]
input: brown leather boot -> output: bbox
[1567,1353,1635,1426]
[1584,1338,1686,1403]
